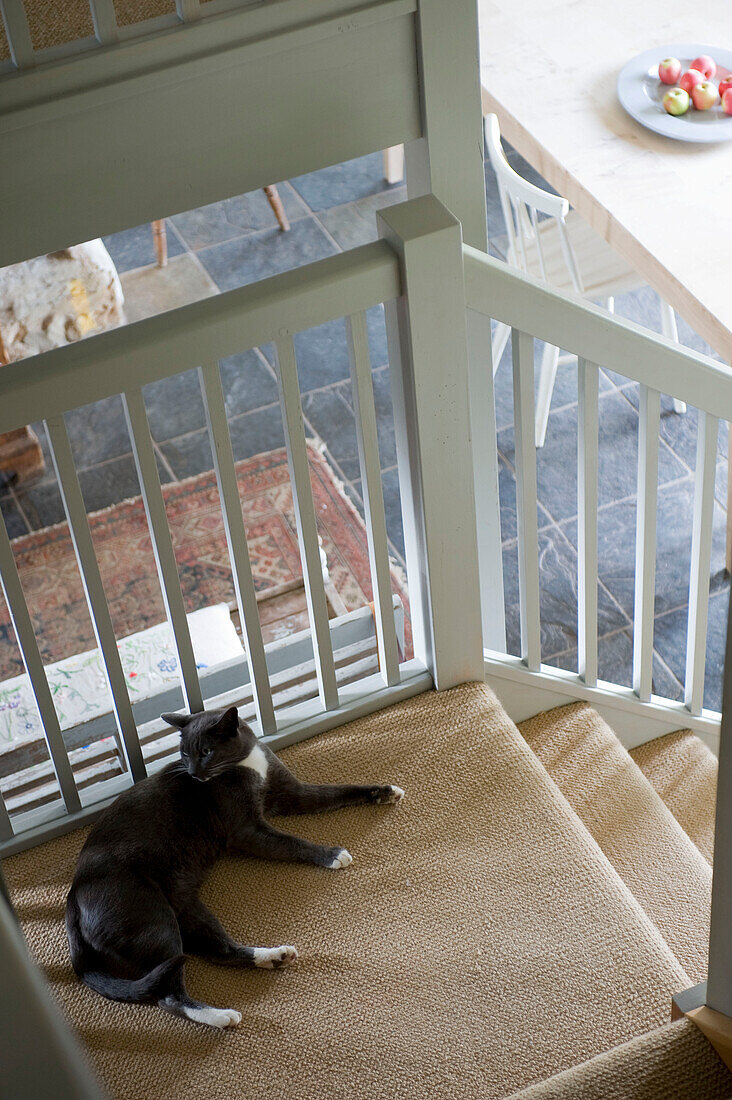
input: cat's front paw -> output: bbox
[326,847,353,870]
[376,785,405,805]
[253,945,298,969]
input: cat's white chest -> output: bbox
[238,744,269,782]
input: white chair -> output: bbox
[485,114,685,447]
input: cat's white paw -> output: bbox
[378,785,405,804]
[328,848,352,869]
[184,1005,241,1029]
[253,945,299,969]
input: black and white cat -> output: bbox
[66,706,404,1029]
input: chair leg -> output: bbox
[383,145,405,185]
[659,299,686,414]
[535,342,560,448]
[264,185,290,232]
[727,442,732,575]
[151,219,167,268]
[491,322,511,376]
[605,296,615,314]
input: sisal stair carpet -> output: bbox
[631,729,717,865]
[5,683,700,1100]
[518,703,712,985]
[505,1017,732,1100]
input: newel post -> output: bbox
[378,195,483,689]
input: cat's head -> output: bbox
[161,706,252,781]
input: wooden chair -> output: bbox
[485,114,685,447]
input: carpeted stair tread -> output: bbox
[519,703,711,985]
[504,1018,732,1099]
[631,730,717,864]
[6,683,690,1100]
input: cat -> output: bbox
[66,705,404,1029]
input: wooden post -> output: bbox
[151,219,167,268]
[378,195,483,689]
[707,584,732,1019]
[405,0,487,251]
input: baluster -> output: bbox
[0,512,81,815]
[45,416,146,781]
[685,411,718,714]
[0,0,34,68]
[632,385,660,702]
[513,329,541,671]
[123,388,204,715]
[87,0,117,44]
[345,312,400,686]
[198,362,276,733]
[274,337,339,710]
[577,358,599,686]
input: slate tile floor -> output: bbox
[1,146,729,711]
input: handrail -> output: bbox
[464,243,732,419]
[0,241,400,435]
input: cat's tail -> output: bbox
[79,955,185,1003]
[66,892,185,1004]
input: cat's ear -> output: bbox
[161,712,191,730]
[214,706,239,735]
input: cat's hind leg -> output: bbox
[178,897,298,970]
[158,965,242,1030]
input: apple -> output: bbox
[723,88,732,115]
[719,74,732,98]
[679,68,705,95]
[663,87,690,116]
[691,81,719,110]
[658,57,682,84]
[691,54,716,80]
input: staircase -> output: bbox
[4,682,728,1099]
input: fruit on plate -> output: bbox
[679,68,705,95]
[719,74,732,98]
[691,54,716,79]
[658,57,682,84]
[723,88,732,115]
[663,87,690,116]
[691,81,719,110]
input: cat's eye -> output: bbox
[203,750,213,760]
[180,750,188,759]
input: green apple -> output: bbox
[663,87,690,116]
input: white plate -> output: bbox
[617,43,732,142]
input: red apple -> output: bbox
[663,87,690,116]
[691,54,716,80]
[658,57,682,84]
[691,81,719,110]
[723,88,732,115]
[679,68,705,95]
[719,75,732,98]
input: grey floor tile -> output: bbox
[64,395,131,469]
[1,494,29,539]
[289,153,398,212]
[548,629,683,700]
[197,217,337,292]
[220,351,279,418]
[227,405,286,465]
[318,187,407,250]
[77,456,141,514]
[302,388,359,482]
[171,184,309,250]
[338,365,397,471]
[653,587,729,712]
[292,307,388,392]
[103,220,185,275]
[15,478,66,530]
[502,524,627,662]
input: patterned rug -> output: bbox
[0,446,409,681]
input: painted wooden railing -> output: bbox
[464,243,729,756]
[0,239,428,856]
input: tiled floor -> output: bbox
[1,144,729,710]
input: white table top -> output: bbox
[479,2,732,362]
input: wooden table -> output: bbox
[478,2,732,364]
